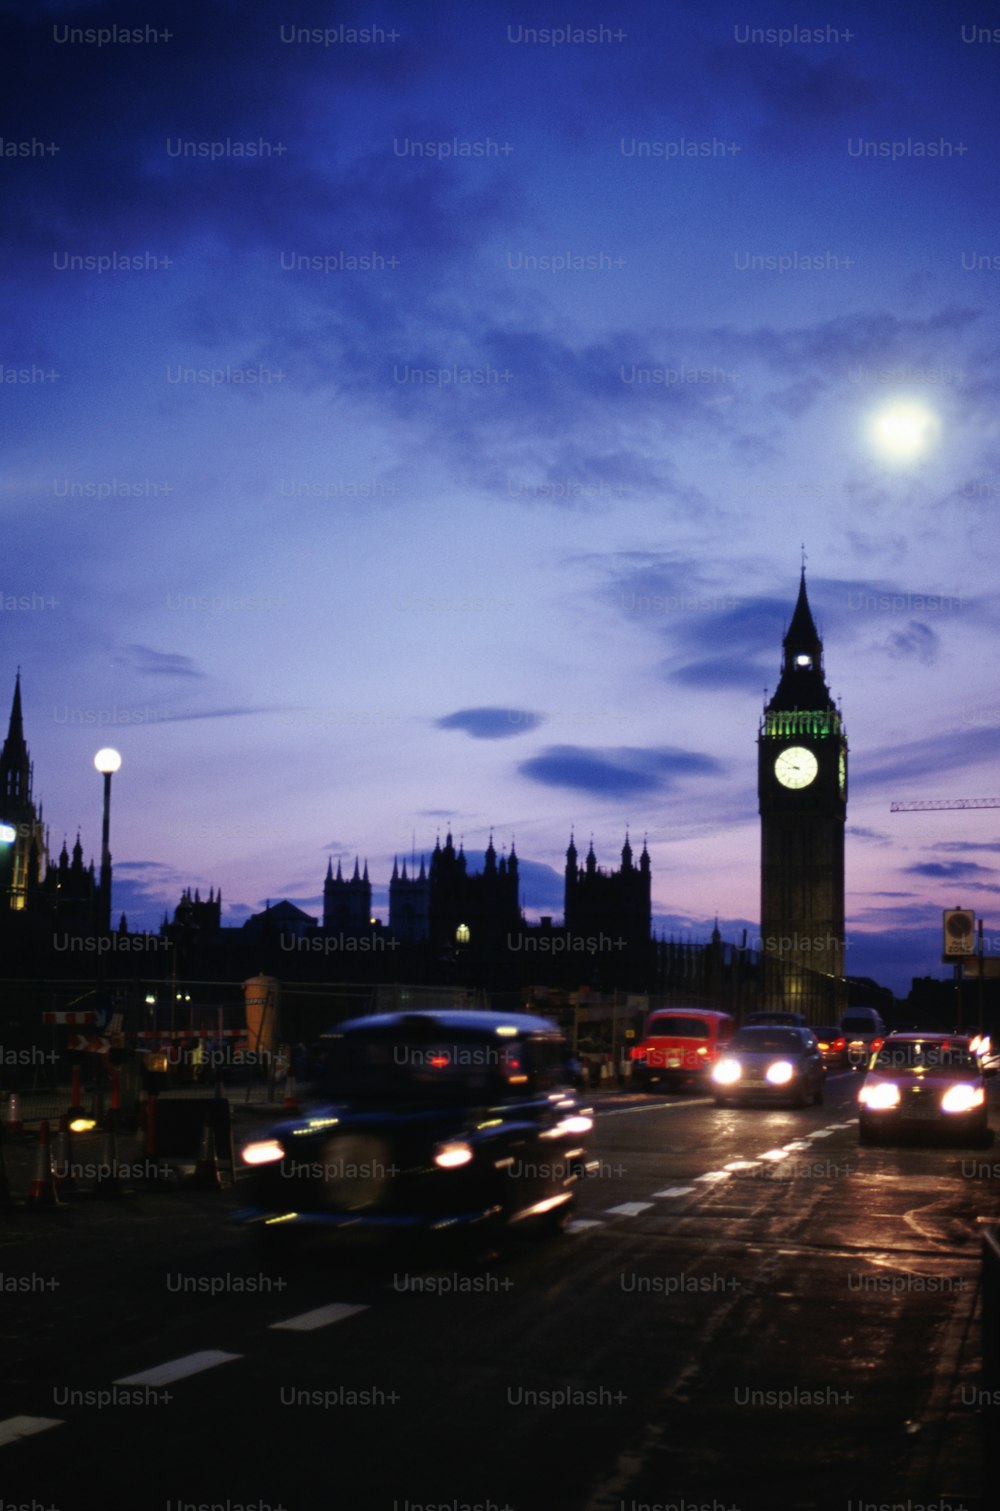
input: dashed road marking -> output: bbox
[270,1302,369,1332]
[652,1185,696,1198]
[0,1416,63,1448]
[115,1351,242,1387]
[606,1201,654,1216]
[695,1171,730,1183]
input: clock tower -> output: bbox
[758,571,847,1016]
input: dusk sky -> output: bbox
[3,0,999,994]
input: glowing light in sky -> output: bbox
[868,400,940,464]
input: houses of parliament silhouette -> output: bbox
[0,575,858,1015]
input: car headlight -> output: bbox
[765,1060,794,1086]
[859,1081,900,1110]
[712,1058,741,1085]
[241,1138,285,1165]
[433,1140,473,1169]
[941,1084,985,1114]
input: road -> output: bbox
[0,1071,995,1511]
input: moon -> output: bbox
[868,400,940,464]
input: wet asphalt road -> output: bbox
[0,1071,997,1511]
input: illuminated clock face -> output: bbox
[774,746,818,789]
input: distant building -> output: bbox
[389,854,430,943]
[242,899,317,941]
[758,570,847,1018]
[323,857,372,931]
[428,831,522,955]
[0,673,49,909]
[564,833,651,949]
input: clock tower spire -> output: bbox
[758,570,847,1018]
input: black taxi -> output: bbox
[236,1009,595,1244]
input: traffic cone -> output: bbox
[4,1091,23,1134]
[188,1117,221,1191]
[282,1068,299,1113]
[29,1120,59,1206]
[93,1111,120,1198]
[52,1114,77,1198]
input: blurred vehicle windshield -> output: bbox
[647,1016,711,1038]
[729,1028,805,1053]
[870,1040,976,1073]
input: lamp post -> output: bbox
[94,747,121,932]
[0,821,15,913]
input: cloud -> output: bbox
[906,861,995,880]
[880,621,940,665]
[436,707,542,739]
[519,744,720,797]
[114,645,205,678]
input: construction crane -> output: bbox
[890,799,1000,812]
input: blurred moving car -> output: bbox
[236,1009,595,1246]
[858,1033,994,1146]
[815,1025,848,1071]
[711,1026,824,1108]
[841,1008,887,1069]
[630,1008,735,1090]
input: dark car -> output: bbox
[858,1033,994,1146]
[236,1009,595,1247]
[743,1011,809,1028]
[841,1008,887,1069]
[815,1025,848,1071]
[710,1026,824,1108]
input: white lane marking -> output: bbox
[567,1218,605,1231]
[595,1099,713,1118]
[783,1140,811,1151]
[805,1129,834,1138]
[605,1201,654,1216]
[758,1149,790,1162]
[653,1185,696,1198]
[115,1351,242,1387]
[0,1416,63,1448]
[723,1160,759,1171]
[695,1170,730,1183]
[270,1302,368,1333]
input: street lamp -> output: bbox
[0,821,15,912]
[94,747,121,932]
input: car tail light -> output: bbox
[871,1037,884,1054]
[833,1037,845,1052]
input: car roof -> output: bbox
[647,1008,733,1021]
[735,1024,811,1036]
[319,1009,564,1039]
[880,1031,969,1045]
